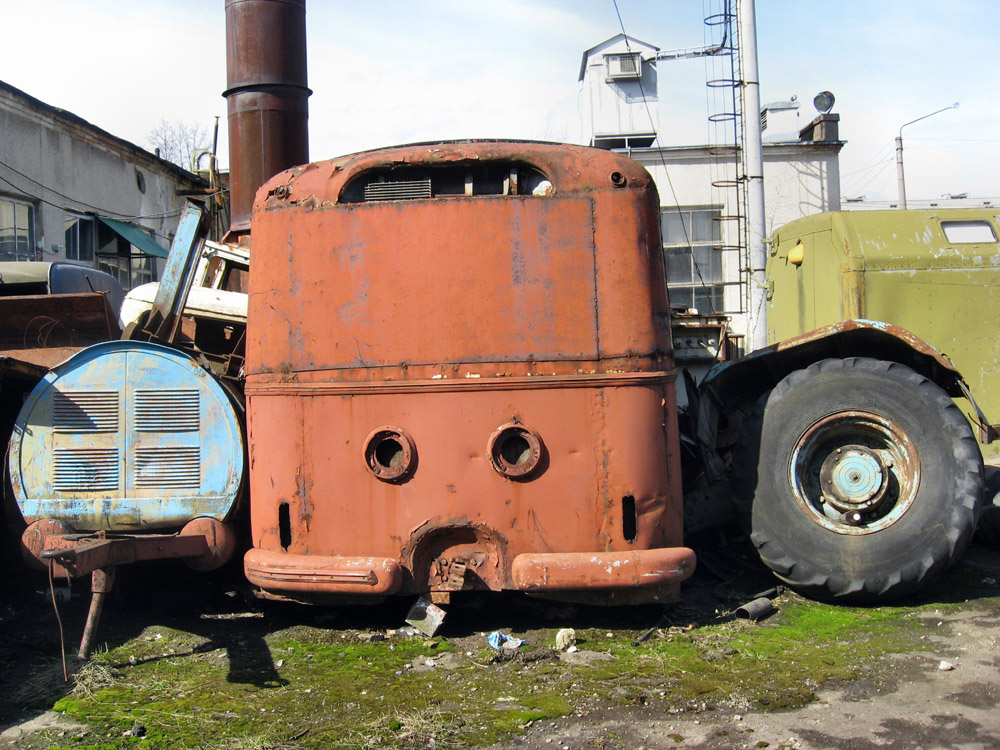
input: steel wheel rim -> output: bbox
[788,410,920,535]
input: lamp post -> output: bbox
[896,103,959,209]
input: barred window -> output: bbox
[661,208,724,314]
[0,198,35,261]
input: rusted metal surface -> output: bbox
[77,567,115,659]
[224,0,310,234]
[25,517,235,661]
[789,409,920,536]
[511,548,695,592]
[0,293,120,356]
[700,319,969,419]
[244,141,693,605]
[244,550,403,595]
[25,517,235,579]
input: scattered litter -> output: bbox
[488,631,524,650]
[982,577,997,585]
[566,645,578,653]
[405,596,447,637]
[735,597,777,622]
[632,613,671,645]
[555,628,576,651]
[122,724,146,738]
[938,660,956,671]
[275,659,284,668]
[532,180,554,196]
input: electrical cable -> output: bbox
[0,156,227,246]
[0,166,226,247]
[612,0,733,315]
[48,559,69,682]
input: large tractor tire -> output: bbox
[732,357,982,603]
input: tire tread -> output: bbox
[732,357,983,604]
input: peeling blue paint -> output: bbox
[10,340,244,531]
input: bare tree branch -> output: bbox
[147,119,210,171]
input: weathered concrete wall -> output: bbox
[0,81,205,285]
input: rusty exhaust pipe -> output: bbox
[224,0,310,236]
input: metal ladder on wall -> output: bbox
[703,0,749,350]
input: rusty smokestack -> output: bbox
[224,0,310,234]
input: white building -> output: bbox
[579,34,844,345]
[0,80,208,290]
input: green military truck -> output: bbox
[766,207,1000,453]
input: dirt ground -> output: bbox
[492,546,1000,750]
[492,469,1000,750]
[3,473,1000,749]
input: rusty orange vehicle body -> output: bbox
[242,141,695,605]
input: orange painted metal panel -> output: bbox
[244,141,692,604]
[511,548,695,591]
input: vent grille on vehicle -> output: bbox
[53,448,120,491]
[364,179,432,202]
[53,392,118,433]
[134,390,200,432]
[135,447,200,489]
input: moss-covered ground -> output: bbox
[2,549,998,750]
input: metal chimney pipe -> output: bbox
[224,0,310,234]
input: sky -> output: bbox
[2,0,998,203]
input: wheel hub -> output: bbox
[819,445,889,514]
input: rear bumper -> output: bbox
[245,546,696,597]
[244,549,403,595]
[511,547,696,591]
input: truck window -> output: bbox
[940,220,997,244]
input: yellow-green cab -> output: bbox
[767,208,1000,454]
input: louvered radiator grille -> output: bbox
[134,390,200,432]
[364,179,432,201]
[53,392,118,433]
[53,448,120,491]
[135,447,200,489]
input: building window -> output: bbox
[96,222,158,291]
[661,208,725,313]
[65,212,95,262]
[96,254,157,291]
[0,198,36,261]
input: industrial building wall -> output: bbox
[0,81,205,289]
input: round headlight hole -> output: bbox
[488,423,543,479]
[363,426,415,482]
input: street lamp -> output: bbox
[896,103,959,209]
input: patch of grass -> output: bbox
[351,707,467,750]
[10,586,984,750]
